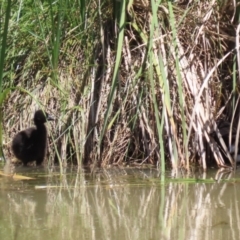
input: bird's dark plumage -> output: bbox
[12,110,54,166]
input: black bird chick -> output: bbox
[12,110,54,166]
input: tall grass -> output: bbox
[100,0,126,146]
[0,0,12,161]
[1,0,239,169]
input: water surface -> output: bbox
[0,165,239,240]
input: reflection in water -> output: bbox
[0,166,240,240]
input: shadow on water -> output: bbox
[0,165,240,240]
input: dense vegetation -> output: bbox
[0,0,239,170]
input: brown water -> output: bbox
[0,165,240,240]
